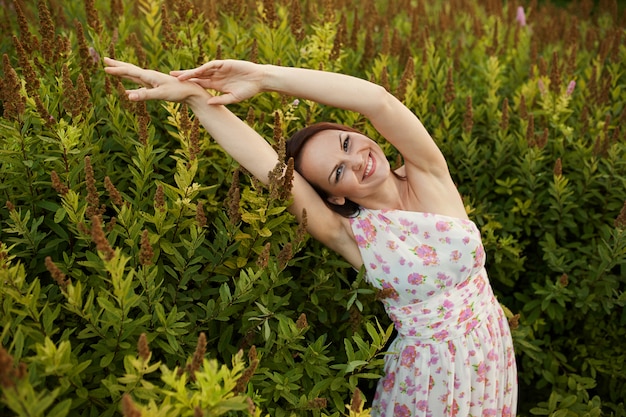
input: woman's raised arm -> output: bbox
[104,58,360,264]
[174,60,448,176]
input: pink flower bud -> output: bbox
[516,6,526,27]
[566,80,576,96]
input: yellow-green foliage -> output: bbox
[0,0,625,416]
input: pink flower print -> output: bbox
[402,376,417,395]
[448,341,457,357]
[433,329,449,341]
[382,265,390,274]
[423,231,431,239]
[436,220,451,232]
[368,262,377,270]
[377,213,392,224]
[399,217,412,226]
[465,318,480,333]
[442,299,454,310]
[487,349,499,361]
[473,245,485,268]
[476,362,488,382]
[462,236,470,245]
[356,218,376,247]
[407,272,425,286]
[354,235,367,247]
[382,372,396,392]
[394,404,411,417]
[400,346,417,367]
[451,399,460,417]
[386,240,398,251]
[417,400,428,411]
[410,225,419,234]
[484,409,498,416]
[458,306,473,323]
[413,244,439,266]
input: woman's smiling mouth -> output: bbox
[363,153,376,180]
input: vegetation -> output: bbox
[0,0,624,416]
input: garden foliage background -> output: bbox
[0,0,625,416]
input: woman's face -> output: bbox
[298,129,390,205]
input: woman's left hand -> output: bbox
[103,58,207,103]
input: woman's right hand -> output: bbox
[103,57,207,104]
[170,60,264,105]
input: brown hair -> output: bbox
[285,122,364,217]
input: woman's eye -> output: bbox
[335,165,344,182]
[343,136,350,152]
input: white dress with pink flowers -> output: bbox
[349,209,517,417]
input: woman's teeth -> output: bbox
[363,156,373,179]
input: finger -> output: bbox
[207,93,237,105]
[125,87,158,102]
[174,61,222,80]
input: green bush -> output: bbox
[0,0,624,416]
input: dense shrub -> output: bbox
[0,0,624,416]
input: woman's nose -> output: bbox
[350,154,363,171]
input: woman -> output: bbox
[104,57,517,416]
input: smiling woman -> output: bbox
[104,57,518,416]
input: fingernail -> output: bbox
[128,93,137,100]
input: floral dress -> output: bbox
[349,209,517,417]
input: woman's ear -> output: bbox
[327,196,346,205]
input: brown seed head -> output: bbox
[296,313,308,329]
[85,0,103,33]
[1,54,26,120]
[351,388,363,412]
[307,397,328,409]
[226,168,241,224]
[290,0,305,41]
[137,333,150,361]
[12,36,39,95]
[121,394,141,417]
[91,215,115,261]
[187,332,207,382]
[37,1,54,62]
[553,158,562,177]
[154,184,166,212]
[51,171,69,196]
[257,242,271,269]
[45,257,69,289]
[0,346,27,389]
[195,201,207,228]
[278,242,293,269]
[139,229,154,266]
[104,176,123,207]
